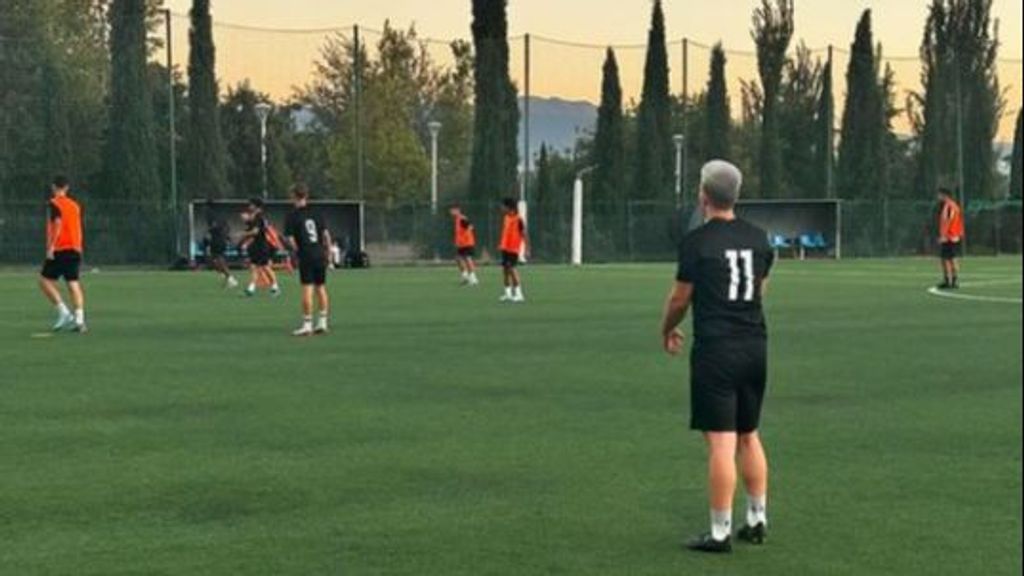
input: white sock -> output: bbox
[710,509,732,541]
[746,494,767,527]
[317,312,328,325]
[514,286,524,298]
[505,287,513,298]
[74,308,85,325]
[271,283,280,291]
[247,283,256,292]
[469,272,478,282]
[301,316,313,329]
[56,302,70,317]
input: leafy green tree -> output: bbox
[779,44,823,198]
[104,0,162,202]
[814,55,835,197]
[911,0,1004,200]
[634,0,672,201]
[704,44,731,162]
[470,0,519,243]
[751,0,794,198]
[592,48,626,249]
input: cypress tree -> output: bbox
[634,0,672,201]
[705,44,731,162]
[592,48,626,247]
[104,0,161,203]
[837,10,884,199]
[187,0,229,199]
[751,0,794,198]
[470,0,519,245]
[1011,110,1022,198]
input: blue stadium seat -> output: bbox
[798,232,829,259]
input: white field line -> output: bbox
[926,278,1022,305]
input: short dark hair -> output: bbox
[938,186,954,196]
[502,198,517,211]
[248,198,264,209]
[53,175,70,189]
[290,183,310,200]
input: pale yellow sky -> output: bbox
[165,0,1023,138]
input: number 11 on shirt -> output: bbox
[725,249,755,302]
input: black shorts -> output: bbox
[41,250,82,282]
[457,246,476,259]
[940,241,962,260]
[501,251,519,268]
[209,242,227,258]
[299,259,327,286]
[690,338,768,433]
[249,247,271,267]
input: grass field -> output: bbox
[1,257,1021,576]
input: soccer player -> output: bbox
[205,202,238,289]
[450,204,479,286]
[660,161,774,554]
[240,198,280,297]
[284,184,331,336]
[498,198,526,303]
[39,176,87,333]
[936,187,964,290]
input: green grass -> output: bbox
[1,257,1020,575]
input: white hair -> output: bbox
[700,160,743,208]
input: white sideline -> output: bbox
[926,278,1022,305]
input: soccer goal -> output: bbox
[187,199,365,265]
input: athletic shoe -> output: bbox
[314,323,329,335]
[71,323,88,334]
[244,287,256,297]
[52,311,75,332]
[499,294,513,302]
[292,325,314,337]
[684,533,732,554]
[226,276,239,289]
[936,281,952,290]
[512,294,526,303]
[736,523,767,545]
[270,287,281,298]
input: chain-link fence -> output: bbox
[2,197,1019,266]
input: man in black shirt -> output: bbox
[660,160,774,554]
[284,184,332,336]
[205,202,238,289]
[241,198,281,297]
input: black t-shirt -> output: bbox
[676,218,774,342]
[248,213,270,253]
[284,206,327,264]
[208,219,228,250]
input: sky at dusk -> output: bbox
[164,0,1023,138]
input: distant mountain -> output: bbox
[518,97,597,166]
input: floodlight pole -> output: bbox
[255,103,272,199]
[163,9,180,256]
[428,121,442,215]
[673,134,685,209]
[572,165,597,266]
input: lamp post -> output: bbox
[255,102,272,199]
[673,134,685,209]
[428,120,442,215]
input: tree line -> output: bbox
[0,0,1020,262]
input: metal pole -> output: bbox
[163,9,180,256]
[354,25,365,200]
[682,38,689,204]
[826,45,835,199]
[673,135,684,208]
[955,48,967,256]
[429,122,441,214]
[522,33,531,204]
[260,118,268,199]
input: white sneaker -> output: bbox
[499,294,513,302]
[292,325,314,337]
[468,277,480,286]
[314,322,329,335]
[512,293,526,303]
[52,311,75,332]
[226,276,239,289]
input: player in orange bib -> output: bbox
[450,204,479,286]
[936,187,964,290]
[498,198,527,303]
[39,176,87,333]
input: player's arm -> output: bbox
[321,227,333,262]
[661,281,694,356]
[46,204,61,260]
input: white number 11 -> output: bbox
[725,249,755,302]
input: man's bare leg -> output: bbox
[315,285,330,333]
[39,276,62,306]
[738,432,768,531]
[67,280,85,328]
[705,432,738,541]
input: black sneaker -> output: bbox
[936,281,952,290]
[684,533,732,554]
[736,522,766,545]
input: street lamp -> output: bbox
[428,120,442,215]
[255,102,272,199]
[673,134,685,208]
